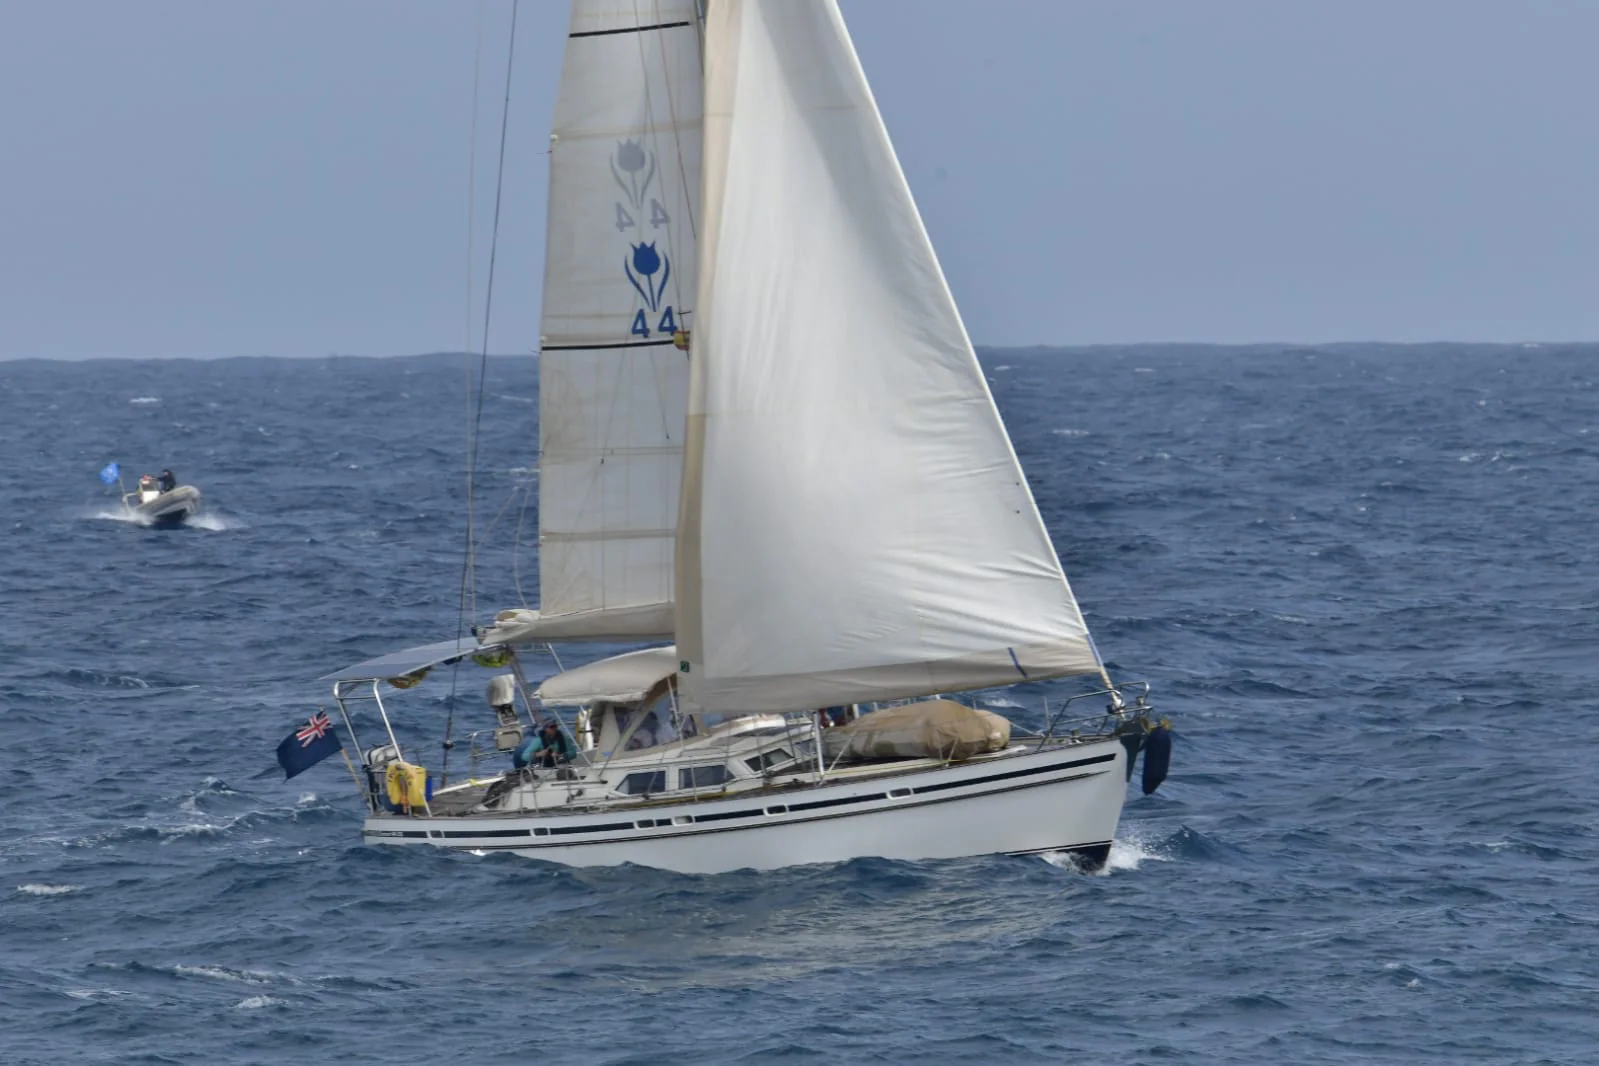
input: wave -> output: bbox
[1037,825,1175,875]
[187,511,242,532]
[235,995,289,1010]
[82,506,240,531]
[67,798,340,848]
[64,988,138,1001]
[172,964,275,985]
[86,506,148,525]
[16,883,82,896]
[129,396,160,404]
[1104,830,1172,873]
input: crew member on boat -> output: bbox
[158,469,177,493]
[513,719,577,769]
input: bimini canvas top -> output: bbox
[321,638,505,683]
[534,645,678,706]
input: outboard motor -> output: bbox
[486,674,523,752]
[360,743,400,810]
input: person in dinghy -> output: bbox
[123,467,202,526]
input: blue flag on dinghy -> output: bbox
[276,712,342,779]
[99,462,120,486]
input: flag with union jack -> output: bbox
[276,711,343,780]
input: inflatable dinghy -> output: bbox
[124,475,202,527]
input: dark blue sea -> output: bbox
[3,344,1597,1065]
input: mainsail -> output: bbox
[676,0,1103,712]
[489,0,703,643]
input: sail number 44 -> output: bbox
[616,200,671,232]
[632,307,677,338]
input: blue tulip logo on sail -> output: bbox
[611,139,683,341]
[611,138,653,212]
[625,241,670,313]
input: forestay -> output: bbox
[676,0,1103,712]
[510,0,703,642]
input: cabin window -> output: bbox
[679,764,730,790]
[744,747,794,774]
[617,770,666,796]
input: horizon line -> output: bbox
[1,339,1590,363]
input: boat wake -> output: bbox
[83,507,240,531]
[186,511,241,531]
[1038,826,1172,875]
[1105,830,1171,873]
[86,506,150,526]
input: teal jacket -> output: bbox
[514,727,577,769]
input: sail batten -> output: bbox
[518,0,703,641]
[676,0,1101,711]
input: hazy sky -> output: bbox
[2,1,1596,359]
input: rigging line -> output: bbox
[654,0,699,245]
[460,0,520,629]
[628,3,687,448]
[450,0,517,778]
[455,4,487,648]
[475,474,525,546]
[512,477,533,608]
[632,0,693,315]
[448,0,490,783]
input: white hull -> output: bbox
[127,485,201,525]
[362,739,1128,874]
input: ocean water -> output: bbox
[3,344,1597,1065]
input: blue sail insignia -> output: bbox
[625,242,670,313]
[611,138,654,212]
[611,139,677,337]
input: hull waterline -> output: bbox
[129,486,201,527]
[362,740,1129,875]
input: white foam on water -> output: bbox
[17,883,82,896]
[66,989,136,1000]
[234,995,287,1010]
[187,512,242,532]
[129,396,161,404]
[173,965,274,985]
[87,507,151,526]
[1051,428,1089,437]
[1105,833,1169,873]
[84,505,238,531]
[1040,828,1171,875]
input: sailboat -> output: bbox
[317,0,1165,875]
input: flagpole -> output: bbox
[339,746,367,802]
[326,702,371,809]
